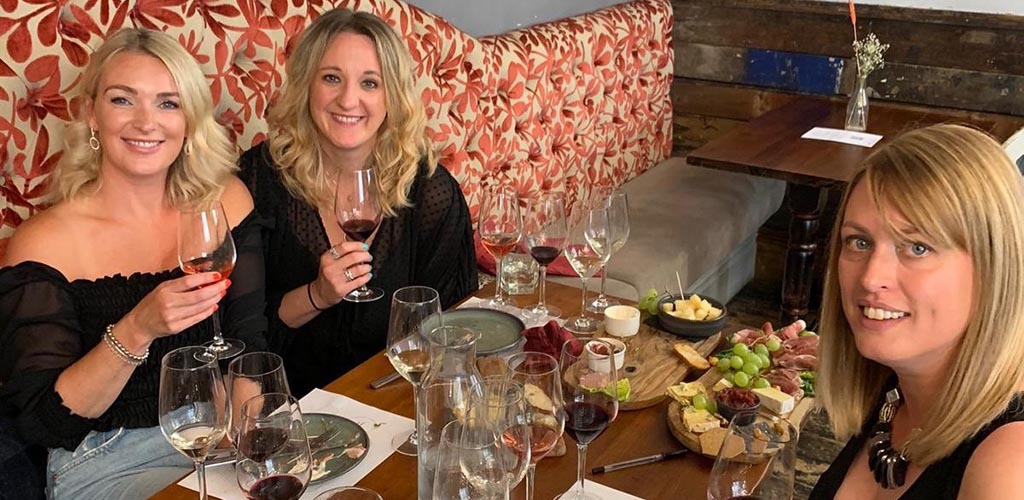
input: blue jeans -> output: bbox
[47,426,193,500]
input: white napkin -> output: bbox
[178,388,414,499]
[560,480,649,499]
[457,296,564,329]
[801,126,883,148]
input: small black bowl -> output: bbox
[716,389,761,423]
[656,293,728,338]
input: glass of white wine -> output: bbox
[563,206,611,335]
[159,346,229,500]
[386,286,442,455]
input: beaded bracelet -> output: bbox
[307,282,326,312]
[103,324,148,366]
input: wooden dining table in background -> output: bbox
[151,280,748,500]
[687,96,1024,324]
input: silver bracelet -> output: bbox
[103,324,148,366]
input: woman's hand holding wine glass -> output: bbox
[334,168,384,303]
[119,272,230,350]
[309,241,374,308]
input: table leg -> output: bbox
[781,183,827,324]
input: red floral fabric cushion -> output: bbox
[0,0,673,258]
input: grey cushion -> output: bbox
[605,157,785,300]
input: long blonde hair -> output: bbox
[268,8,434,215]
[53,28,235,204]
[817,124,1024,465]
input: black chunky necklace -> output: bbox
[866,387,910,489]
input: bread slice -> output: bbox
[673,342,710,370]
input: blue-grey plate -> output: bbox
[422,308,526,356]
[303,413,369,483]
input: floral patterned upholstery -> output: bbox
[0,0,673,255]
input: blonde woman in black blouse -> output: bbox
[0,29,267,500]
[240,9,477,396]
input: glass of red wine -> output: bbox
[706,412,798,500]
[236,392,312,500]
[334,167,384,303]
[178,201,243,358]
[226,352,291,446]
[522,192,567,321]
[479,184,522,309]
[557,338,619,500]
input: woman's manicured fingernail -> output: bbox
[367,254,373,261]
[213,272,221,280]
[369,272,373,279]
[362,243,369,250]
[213,304,219,312]
[225,279,232,288]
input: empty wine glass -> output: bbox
[479,184,522,309]
[506,352,566,500]
[236,393,312,500]
[226,352,290,445]
[563,207,611,335]
[523,192,567,321]
[178,201,243,358]
[706,412,798,500]
[335,167,384,302]
[587,188,629,313]
[386,286,442,456]
[159,346,229,500]
[558,339,619,500]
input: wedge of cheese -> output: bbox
[667,381,706,406]
[753,387,795,415]
[683,407,721,434]
[712,377,734,392]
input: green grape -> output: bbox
[766,338,782,352]
[645,288,658,299]
[723,371,735,384]
[693,393,708,410]
[730,355,744,370]
[799,330,817,337]
[753,377,771,389]
[743,353,761,370]
[733,343,750,356]
[647,301,660,316]
[742,362,759,376]
[707,400,718,415]
[758,353,771,368]
[733,372,750,388]
[754,344,769,356]
[717,360,732,373]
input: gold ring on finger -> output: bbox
[344,269,355,282]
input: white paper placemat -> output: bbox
[560,480,649,499]
[457,296,564,329]
[178,388,413,499]
[801,126,883,148]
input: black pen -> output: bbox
[591,449,688,474]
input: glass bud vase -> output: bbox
[416,325,483,500]
[845,74,869,132]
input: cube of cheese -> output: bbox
[683,407,721,434]
[753,387,795,415]
[688,294,702,307]
[661,302,674,313]
[707,306,723,320]
[674,299,687,311]
[712,377,734,392]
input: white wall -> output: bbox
[405,0,629,37]
[820,0,1023,15]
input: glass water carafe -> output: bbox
[416,325,483,500]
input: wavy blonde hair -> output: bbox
[268,8,434,215]
[52,28,236,204]
[817,124,1024,465]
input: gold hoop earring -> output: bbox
[89,129,100,151]
[183,139,192,156]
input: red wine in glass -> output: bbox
[564,399,613,445]
[341,218,379,242]
[529,245,560,266]
[238,427,289,462]
[246,475,305,500]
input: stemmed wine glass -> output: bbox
[226,352,290,445]
[479,185,522,309]
[386,286,442,456]
[558,339,619,500]
[335,167,384,302]
[563,207,611,335]
[432,419,509,500]
[236,393,312,500]
[587,189,629,313]
[159,346,230,500]
[506,352,566,500]
[178,201,243,358]
[472,376,532,492]
[523,192,567,320]
[706,412,798,500]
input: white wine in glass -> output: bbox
[386,286,441,455]
[564,207,611,335]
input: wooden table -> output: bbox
[151,281,748,500]
[687,96,1023,323]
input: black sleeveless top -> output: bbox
[809,394,1024,499]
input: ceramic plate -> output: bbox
[303,413,370,483]
[422,308,526,356]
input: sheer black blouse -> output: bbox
[239,143,478,396]
[809,394,1024,499]
[0,212,268,451]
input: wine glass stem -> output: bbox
[210,308,225,347]
[579,278,589,319]
[598,269,608,299]
[525,463,537,500]
[538,265,548,308]
[409,386,420,443]
[194,460,208,500]
[495,256,505,303]
[576,443,588,495]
